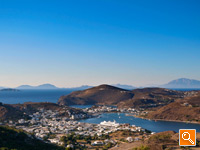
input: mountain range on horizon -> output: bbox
[0,86,5,89]
[0,78,200,90]
[161,78,200,88]
[111,84,136,90]
[16,84,93,90]
[17,84,58,90]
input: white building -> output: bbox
[126,137,133,143]
[92,141,104,146]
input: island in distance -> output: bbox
[2,78,200,90]
[161,78,200,89]
[1,78,199,91]
[16,84,93,90]
[16,84,59,90]
[113,78,200,89]
[0,88,20,92]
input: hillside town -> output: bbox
[0,106,151,149]
[83,105,140,114]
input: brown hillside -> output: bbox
[147,91,200,122]
[146,131,177,150]
[145,131,200,150]
[57,84,134,105]
[0,103,29,121]
[0,102,85,121]
[117,88,185,108]
[12,102,65,114]
[58,85,188,108]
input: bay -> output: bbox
[79,113,200,133]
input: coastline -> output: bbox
[130,114,200,125]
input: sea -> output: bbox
[0,88,200,133]
[0,89,73,104]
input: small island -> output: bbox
[0,88,20,92]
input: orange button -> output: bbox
[179,129,196,146]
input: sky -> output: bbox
[0,0,200,88]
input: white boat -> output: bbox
[100,120,120,127]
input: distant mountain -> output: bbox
[36,84,58,89]
[112,84,136,90]
[17,85,33,89]
[16,84,92,90]
[17,84,58,89]
[162,78,200,88]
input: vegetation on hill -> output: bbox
[132,131,200,150]
[0,104,30,121]
[0,126,64,150]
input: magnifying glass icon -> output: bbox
[182,132,194,144]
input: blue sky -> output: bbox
[0,0,200,87]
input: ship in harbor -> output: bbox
[100,120,120,127]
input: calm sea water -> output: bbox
[0,89,73,104]
[79,113,200,133]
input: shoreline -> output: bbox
[131,114,200,125]
[81,111,200,125]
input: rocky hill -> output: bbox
[58,85,188,108]
[146,91,200,122]
[117,88,186,108]
[58,84,134,106]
